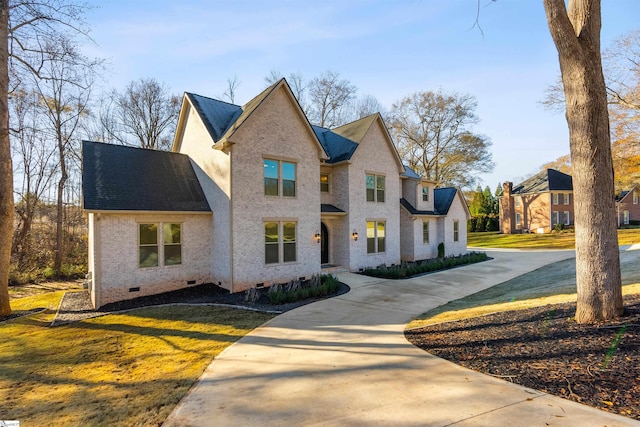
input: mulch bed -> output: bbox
[405,294,640,421]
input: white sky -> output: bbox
[83,0,640,189]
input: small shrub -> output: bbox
[267,274,340,305]
[437,243,445,258]
[553,223,564,232]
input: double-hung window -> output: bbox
[367,221,386,253]
[422,221,429,244]
[453,221,459,242]
[552,211,560,225]
[139,223,182,268]
[564,193,570,205]
[634,192,638,205]
[422,186,429,202]
[264,159,296,197]
[366,174,385,202]
[563,211,570,226]
[624,210,630,225]
[265,221,297,264]
[553,193,559,205]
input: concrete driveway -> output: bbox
[164,250,640,427]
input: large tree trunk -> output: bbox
[0,0,11,317]
[544,0,623,323]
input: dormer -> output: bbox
[417,179,435,211]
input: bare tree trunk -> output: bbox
[0,0,11,316]
[54,126,67,273]
[544,0,623,323]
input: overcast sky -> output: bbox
[84,0,640,189]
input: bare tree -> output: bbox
[222,75,240,104]
[0,0,92,316]
[308,70,357,128]
[10,88,57,266]
[264,69,308,111]
[544,0,623,323]
[33,37,96,273]
[100,78,179,151]
[389,89,494,189]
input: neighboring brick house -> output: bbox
[82,79,470,308]
[616,184,640,226]
[499,169,574,234]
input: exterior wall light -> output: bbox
[314,230,321,243]
[352,230,358,241]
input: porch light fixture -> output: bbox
[314,230,321,243]
[352,230,358,241]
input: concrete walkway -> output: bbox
[164,250,640,427]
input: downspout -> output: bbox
[229,148,234,292]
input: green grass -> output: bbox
[0,294,275,426]
[407,249,640,329]
[467,228,640,249]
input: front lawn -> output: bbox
[468,228,640,249]
[0,293,275,426]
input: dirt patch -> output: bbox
[406,293,640,421]
[9,280,84,299]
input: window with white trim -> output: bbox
[366,174,385,202]
[453,221,459,242]
[552,211,560,225]
[563,211,570,226]
[553,193,559,205]
[422,186,429,202]
[264,159,296,197]
[564,193,570,205]
[422,221,429,244]
[624,210,630,225]
[634,192,638,205]
[515,213,521,228]
[139,223,182,268]
[265,221,297,264]
[367,221,386,253]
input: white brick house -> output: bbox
[82,79,470,308]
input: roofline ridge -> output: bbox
[185,92,241,108]
[82,140,187,156]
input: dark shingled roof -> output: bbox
[401,187,459,216]
[82,141,211,212]
[400,198,438,216]
[321,204,346,214]
[512,169,573,195]
[434,187,458,215]
[186,93,242,142]
[313,125,359,163]
[401,166,421,180]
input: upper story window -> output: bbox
[564,193,570,205]
[634,191,638,205]
[453,220,459,242]
[264,159,296,197]
[515,197,521,207]
[422,186,429,202]
[320,174,330,192]
[366,174,385,202]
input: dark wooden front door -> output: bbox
[321,223,329,264]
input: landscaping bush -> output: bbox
[267,274,340,305]
[361,252,488,280]
[437,243,445,258]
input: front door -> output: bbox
[321,223,329,264]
